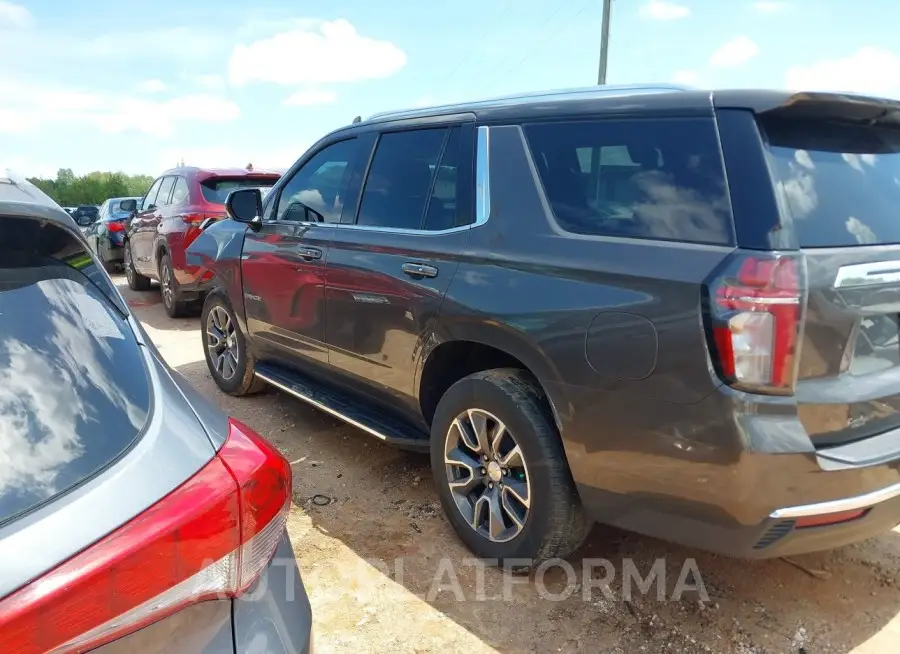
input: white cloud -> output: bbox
[283,88,338,106]
[785,47,900,99]
[709,36,759,67]
[0,76,239,137]
[638,1,690,20]
[194,74,226,91]
[672,70,700,86]
[0,1,32,29]
[752,1,787,12]
[137,79,166,93]
[229,18,407,86]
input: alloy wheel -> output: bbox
[206,305,239,380]
[124,245,134,285]
[160,262,173,308]
[444,408,531,543]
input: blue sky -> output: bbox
[1,0,897,178]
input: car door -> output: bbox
[325,122,475,412]
[145,176,176,274]
[87,201,108,254]
[130,177,163,276]
[242,136,366,369]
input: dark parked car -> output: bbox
[84,196,142,272]
[0,172,312,652]
[124,166,280,318]
[71,204,99,232]
[189,84,900,568]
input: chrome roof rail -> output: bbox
[366,83,694,121]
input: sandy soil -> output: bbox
[122,276,900,654]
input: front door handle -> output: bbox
[298,247,322,261]
[401,262,438,278]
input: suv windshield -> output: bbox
[0,220,151,526]
[765,119,900,247]
[200,177,278,205]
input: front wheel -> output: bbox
[201,292,266,396]
[430,368,591,572]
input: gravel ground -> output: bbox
[121,276,900,654]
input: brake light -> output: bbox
[0,419,291,654]
[107,221,125,232]
[706,253,805,394]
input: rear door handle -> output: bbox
[298,247,322,260]
[401,262,438,278]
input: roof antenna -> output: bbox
[352,115,361,124]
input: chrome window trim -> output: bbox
[320,125,492,237]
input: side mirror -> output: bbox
[119,199,138,213]
[226,188,263,229]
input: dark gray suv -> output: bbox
[190,84,900,569]
[0,173,312,652]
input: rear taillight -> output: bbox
[0,419,291,654]
[705,253,806,395]
[107,221,125,232]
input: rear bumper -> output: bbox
[98,239,124,264]
[232,532,313,653]
[553,382,900,558]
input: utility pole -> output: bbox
[597,0,612,84]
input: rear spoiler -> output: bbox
[713,90,900,127]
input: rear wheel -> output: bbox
[124,240,151,291]
[202,292,266,396]
[430,368,591,572]
[159,252,193,318]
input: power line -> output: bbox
[484,0,593,92]
[433,0,517,92]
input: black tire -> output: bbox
[101,259,119,275]
[124,240,151,291]
[159,252,193,318]
[430,368,591,572]
[201,292,266,396]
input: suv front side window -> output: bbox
[140,179,163,212]
[155,176,176,208]
[276,139,360,223]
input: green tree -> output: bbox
[27,170,154,206]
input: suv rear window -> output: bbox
[0,218,151,526]
[764,119,900,248]
[524,118,733,245]
[200,177,278,205]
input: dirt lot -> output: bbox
[121,276,900,654]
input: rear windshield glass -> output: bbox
[523,118,734,245]
[200,177,278,205]
[765,119,900,248]
[0,223,151,526]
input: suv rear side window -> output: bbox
[357,128,447,230]
[524,118,734,245]
[0,218,151,526]
[764,118,900,247]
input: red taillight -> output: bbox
[0,419,291,654]
[706,253,805,394]
[795,508,868,529]
[107,221,125,232]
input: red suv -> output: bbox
[125,166,280,316]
